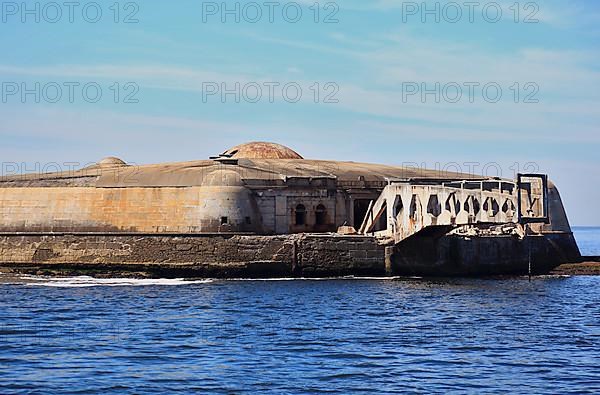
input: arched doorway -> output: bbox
[295,204,307,226]
[315,204,327,226]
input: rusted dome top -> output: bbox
[222,142,303,160]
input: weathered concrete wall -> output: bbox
[540,182,573,233]
[0,185,345,235]
[0,229,579,277]
[0,234,386,278]
[0,186,260,233]
[392,229,580,276]
[254,188,341,234]
[297,234,385,276]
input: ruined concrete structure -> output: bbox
[0,142,581,277]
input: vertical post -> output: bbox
[370,203,374,236]
[517,173,524,224]
[526,224,532,282]
[385,246,394,276]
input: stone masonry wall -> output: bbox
[0,234,386,278]
[297,235,385,276]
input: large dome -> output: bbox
[222,142,303,160]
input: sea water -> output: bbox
[573,226,600,256]
[0,228,598,394]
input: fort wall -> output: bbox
[0,230,580,278]
[0,186,261,233]
[0,234,386,278]
[0,185,352,235]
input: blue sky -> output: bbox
[0,0,599,225]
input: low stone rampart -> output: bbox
[0,233,386,278]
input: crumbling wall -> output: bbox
[0,229,578,278]
[0,234,385,278]
[392,229,580,276]
[297,234,385,276]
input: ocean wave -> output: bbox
[223,276,408,281]
[0,274,412,287]
[16,275,213,288]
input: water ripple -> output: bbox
[1,274,599,394]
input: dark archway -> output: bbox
[315,204,327,226]
[295,204,306,225]
[353,199,371,229]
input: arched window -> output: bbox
[483,197,500,217]
[295,204,306,225]
[427,194,441,217]
[410,195,421,221]
[394,196,404,219]
[315,204,327,226]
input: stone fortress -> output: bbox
[0,142,581,277]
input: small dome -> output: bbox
[98,157,127,167]
[202,169,244,186]
[222,142,303,160]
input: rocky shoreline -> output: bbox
[550,258,600,276]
